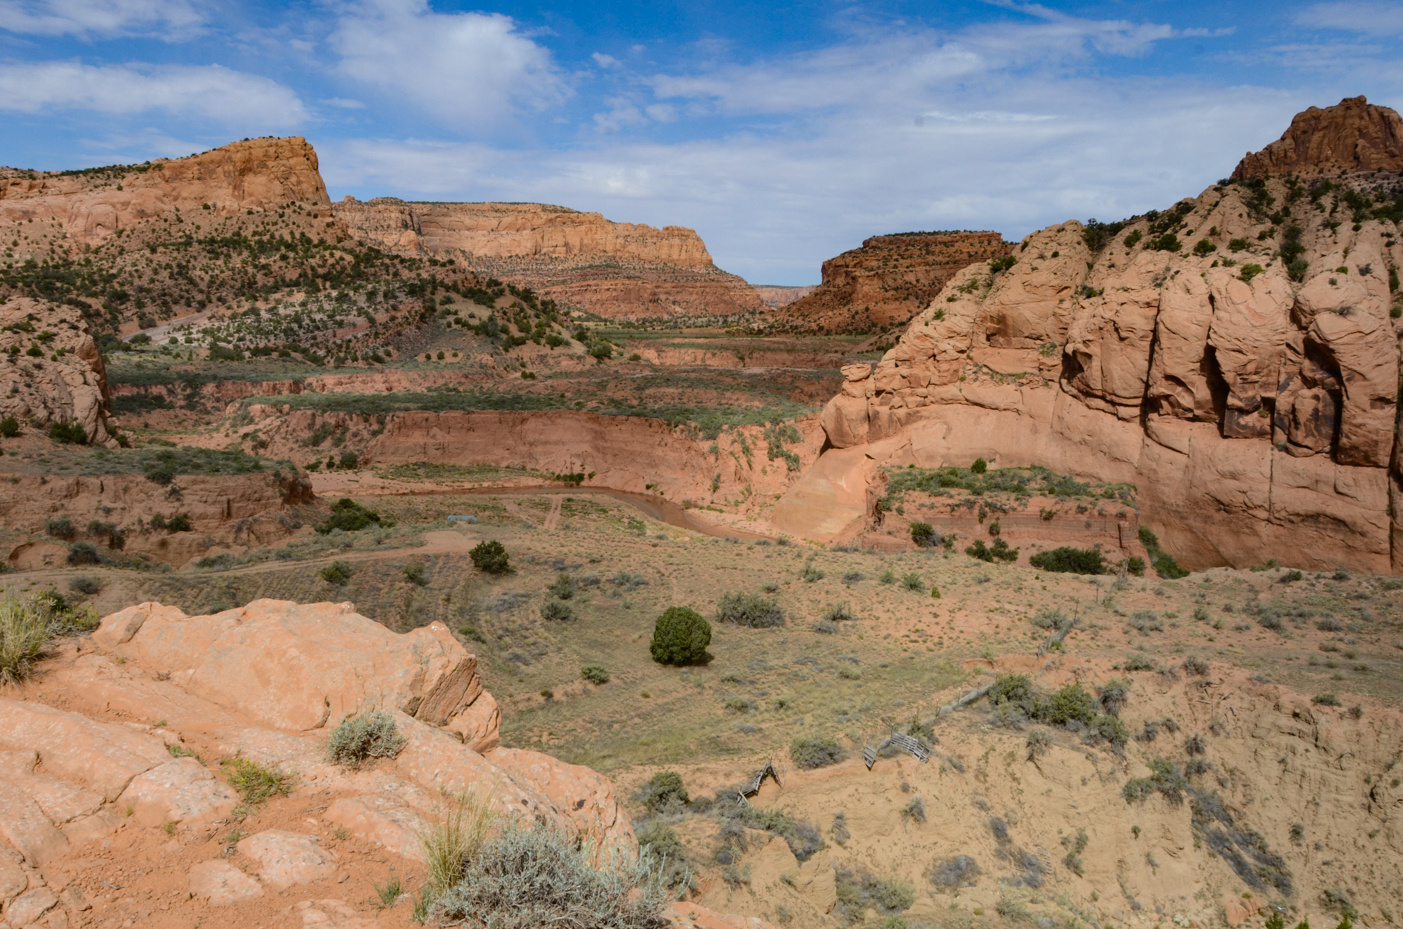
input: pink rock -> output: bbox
[236,830,337,891]
[0,781,70,866]
[0,699,166,801]
[4,886,59,926]
[188,859,264,906]
[492,747,634,853]
[292,898,378,928]
[323,796,427,862]
[117,758,238,827]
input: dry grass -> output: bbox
[420,790,496,900]
[0,592,54,684]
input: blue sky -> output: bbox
[2,1,1401,283]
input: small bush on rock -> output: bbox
[48,421,88,445]
[326,711,406,768]
[650,607,711,665]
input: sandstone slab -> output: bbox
[117,758,238,827]
[0,700,166,801]
[188,859,264,906]
[4,886,58,926]
[237,831,337,891]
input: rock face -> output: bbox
[333,197,765,320]
[794,99,1403,572]
[0,137,329,244]
[0,297,114,445]
[778,232,1011,332]
[1233,96,1403,179]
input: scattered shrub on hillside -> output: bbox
[901,797,927,823]
[1098,678,1131,716]
[841,571,865,584]
[910,522,939,548]
[650,607,711,666]
[548,573,576,600]
[929,855,981,890]
[834,868,916,923]
[1138,526,1189,579]
[165,513,192,533]
[639,771,690,814]
[1122,757,1187,805]
[966,539,1018,563]
[541,600,575,622]
[831,812,851,846]
[1124,654,1156,671]
[971,457,987,474]
[800,561,825,582]
[581,664,610,685]
[878,569,897,585]
[0,416,18,438]
[791,736,844,770]
[1030,546,1107,575]
[1031,608,1073,633]
[67,541,101,566]
[69,575,102,596]
[48,421,88,445]
[901,572,925,592]
[716,591,785,628]
[1127,610,1163,633]
[320,560,353,586]
[317,498,384,534]
[989,674,1127,744]
[636,820,694,895]
[470,540,511,575]
[823,602,856,622]
[431,820,667,928]
[326,711,406,768]
[1127,556,1146,576]
[45,517,76,540]
[1183,656,1210,676]
[1026,729,1053,759]
[1312,692,1340,706]
[402,562,426,586]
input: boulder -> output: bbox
[117,758,238,827]
[491,747,636,853]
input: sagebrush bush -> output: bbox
[541,600,575,622]
[326,711,406,768]
[638,771,689,814]
[432,821,668,928]
[822,602,856,622]
[581,664,610,685]
[1029,546,1106,574]
[67,541,101,565]
[650,607,710,665]
[910,522,939,548]
[320,560,353,586]
[715,591,785,628]
[791,736,844,769]
[929,855,981,889]
[317,498,384,534]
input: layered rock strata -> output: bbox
[1233,95,1403,179]
[334,197,765,320]
[778,232,1011,332]
[789,97,1403,572]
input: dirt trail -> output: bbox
[543,495,563,531]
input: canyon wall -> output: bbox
[778,231,1012,332]
[334,197,766,320]
[0,137,330,245]
[0,298,114,445]
[785,97,1403,573]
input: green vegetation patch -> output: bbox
[884,464,1136,508]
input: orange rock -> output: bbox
[1232,95,1403,179]
[0,298,113,445]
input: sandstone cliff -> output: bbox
[0,298,114,445]
[0,137,330,244]
[1233,95,1403,179]
[334,197,766,320]
[778,231,1011,332]
[787,97,1403,572]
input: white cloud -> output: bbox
[329,0,566,126]
[0,61,307,127]
[1296,1,1403,35]
[0,0,205,39]
[592,52,620,69]
[321,97,365,109]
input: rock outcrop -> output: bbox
[0,137,330,244]
[0,297,114,445]
[0,598,641,927]
[334,197,765,320]
[1233,96,1403,179]
[790,99,1403,572]
[778,232,1011,332]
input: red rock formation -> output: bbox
[1232,96,1403,179]
[788,99,1403,573]
[334,197,765,320]
[0,137,329,243]
[778,232,1011,332]
[0,298,113,445]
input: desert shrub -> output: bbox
[929,855,981,889]
[636,821,693,895]
[1127,556,1146,576]
[67,541,101,565]
[1061,828,1089,875]
[1127,610,1162,633]
[840,571,865,584]
[831,812,851,845]
[326,711,406,768]
[1317,617,1343,632]
[221,755,293,805]
[910,522,939,548]
[1089,714,1131,746]
[1312,692,1340,706]
[638,771,690,814]
[48,421,88,444]
[581,664,610,685]
[317,498,383,534]
[1124,654,1155,671]
[402,562,426,585]
[716,591,785,628]
[1281,569,1304,583]
[901,797,926,823]
[966,538,1018,563]
[541,600,575,622]
[723,696,757,713]
[0,416,18,437]
[1026,728,1052,759]
[68,575,102,596]
[800,562,825,582]
[650,607,711,665]
[1098,678,1131,715]
[1185,734,1206,756]
[1030,546,1107,574]
[823,602,856,622]
[1183,656,1210,676]
[1,593,58,683]
[723,805,824,863]
[548,574,575,600]
[1031,608,1073,632]
[791,736,844,769]
[878,569,896,585]
[1044,683,1097,726]
[319,560,353,586]
[834,868,915,923]
[45,517,76,540]
[1138,526,1189,578]
[165,513,192,533]
[900,572,924,592]
[971,457,987,474]
[813,620,838,634]
[470,540,511,575]
[1122,757,1187,805]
